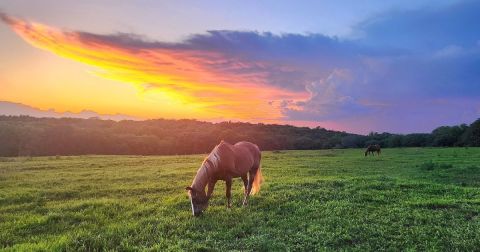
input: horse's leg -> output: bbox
[241,175,248,195]
[206,180,216,199]
[245,168,258,197]
[225,177,232,208]
[241,175,249,206]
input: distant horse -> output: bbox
[186,141,263,216]
[365,144,381,156]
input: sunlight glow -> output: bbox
[2,14,307,121]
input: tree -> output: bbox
[463,119,480,146]
[431,125,467,147]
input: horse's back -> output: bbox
[225,141,260,176]
[234,141,260,156]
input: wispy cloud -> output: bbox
[0,100,139,121]
[0,13,307,121]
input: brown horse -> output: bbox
[365,144,381,156]
[186,140,263,216]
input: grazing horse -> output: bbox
[186,141,263,216]
[365,144,381,156]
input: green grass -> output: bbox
[1,148,480,251]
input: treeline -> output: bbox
[362,121,480,148]
[0,116,479,156]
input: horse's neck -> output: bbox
[192,164,209,192]
[192,145,223,191]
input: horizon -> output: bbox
[2,100,478,136]
[1,1,479,134]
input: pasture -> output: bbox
[1,148,480,251]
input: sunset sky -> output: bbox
[0,0,479,134]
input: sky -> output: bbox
[0,0,478,134]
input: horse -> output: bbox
[185,140,263,216]
[365,144,381,156]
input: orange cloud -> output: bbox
[1,14,307,121]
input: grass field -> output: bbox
[1,148,480,251]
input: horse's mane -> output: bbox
[191,142,225,191]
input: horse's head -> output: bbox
[185,186,208,216]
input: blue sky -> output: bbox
[0,0,460,40]
[0,0,478,134]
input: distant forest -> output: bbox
[0,116,479,156]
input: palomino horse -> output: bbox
[365,144,381,156]
[186,141,263,216]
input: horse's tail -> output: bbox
[251,165,263,195]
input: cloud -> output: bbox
[2,1,480,133]
[0,13,307,121]
[280,69,371,121]
[433,45,464,58]
[0,101,140,121]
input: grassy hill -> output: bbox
[1,148,480,250]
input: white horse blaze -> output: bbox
[190,197,195,215]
